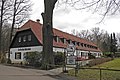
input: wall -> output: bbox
[10,46,43,63]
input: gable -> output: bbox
[10,29,42,48]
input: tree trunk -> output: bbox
[0,0,5,60]
[8,0,17,61]
[41,0,57,69]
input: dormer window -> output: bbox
[81,43,83,47]
[72,41,75,45]
[70,40,72,44]
[77,42,80,46]
[18,37,21,42]
[23,36,26,42]
[87,45,90,48]
[64,39,66,44]
[57,37,60,42]
[84,44,87,47]
[67,40,70,44]
[54,36,57,42]
[61,38,66,44]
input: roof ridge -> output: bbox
[53,27,96,46]
[19,20,97,47]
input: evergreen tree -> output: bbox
[110,33,117,57]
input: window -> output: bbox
[18,37,21,42]
[67,40,70,44]
[72,41,75,45]
[87,45,90,48]
[81,52,87,57]
[70,40,72,44]
[84,44,87,47]
[77,42,79,46]
[57,37,60,42]
[23,36,26,42]
[54,36,57,42]
[15,52,21,59]
[64,38,66,44]
[81,43,83,47]
[28,35,31,41]
[61,38,66,44]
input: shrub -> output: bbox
[88,58,112,67]
[103,52,113,58]
[24,51,42,67]
[7,58,11,64]
[88,53,96,59]
[54,52,64,65]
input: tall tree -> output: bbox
[116,33,120,51]
[7,0,31,61]
[113,33,117,53]
[78,30,92,40]
[41,0,57,69]
[110,33,117,57]
[0,0,4,55]
[41,0,120,69]
[0,0,11,59]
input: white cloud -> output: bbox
[30,0,120,34]
[30,0,44,22]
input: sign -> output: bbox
[67,56,76,65]
[18,48,31,51]
[66,44,76,65]
[67,44,75,52]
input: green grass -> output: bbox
[68,58,120,80]
[94,58,120,69]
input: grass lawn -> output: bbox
[94,58,120,69]
[68,58,120,80]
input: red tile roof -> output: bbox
[18,20,101,52]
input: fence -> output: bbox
[73,67,120,80]
[43,62,120,80]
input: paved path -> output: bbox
[0,64,77,80]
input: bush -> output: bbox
[103,52,113,57]
[88,58,112,67]
[24,51,42,67]
[54,52,64,65]
[7,58,11,64]
[88,53,96,59]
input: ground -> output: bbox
[69,58,120,80]
[0,64,77,80]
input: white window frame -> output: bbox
[18,37,21,42]
[15,52,21,59]
[64,38,66,44]
[23,36,26,42]
[28,35,31,41]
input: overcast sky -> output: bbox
[30,0,120,34]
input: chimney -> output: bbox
[36,19,40,23]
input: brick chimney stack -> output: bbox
[36,19,40,23]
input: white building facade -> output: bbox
[10,20,102,64]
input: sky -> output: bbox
[30,0,120,34]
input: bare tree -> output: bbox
[90,27,105,49]
[78,30,92,40]
[0,0,12,61]
[41,0,57,69]
[2,23,11,53]
[9,0,32,44]
[42,0,120,69]
[0,0,31,62]
[6,0,32,61]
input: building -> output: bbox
[10,20,102,63]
